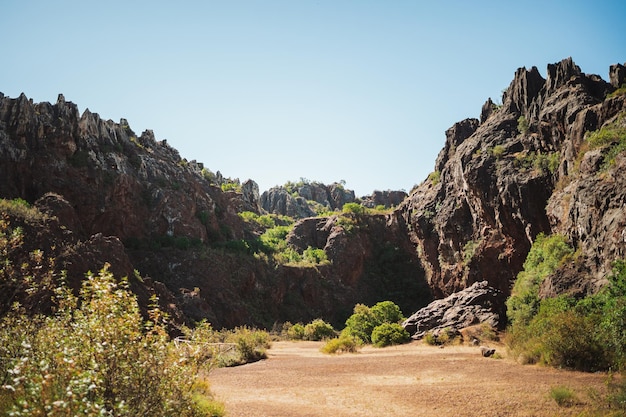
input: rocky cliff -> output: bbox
[1,57,624,330]
[261,181,406,218]
[398,58,626,307]
[0,92,430,328]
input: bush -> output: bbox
[226,327,271,364]
[506,233,574,326]
[0,267,210,416]
[490,145,505,159]
[286,322,306,340]
[371,323,410,347]
[343,304,380,343]
[550,386,577,407]
[302,246,329,265]
[507,259,626,372]
[303,319,336,341]
[584,112,626,169]
[371,300,404,324]
[428,171,441,185]
[343,301,405,344]
[517,116,529,134]
[342,202,366,216]
[320,335,360,354]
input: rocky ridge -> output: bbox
[1,58,625,332]
[398,58,626,304]
[0,92,430,328]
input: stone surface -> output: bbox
[402,281,506,339]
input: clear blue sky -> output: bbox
[2,1,625,196]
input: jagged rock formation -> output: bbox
[399,58,626,308]
[1,57,624,331]
[261,182,407,219]
[402,281,505,339]
[0,92,431,328]
[0,93,249,244]
[360,190,408,208]
[261,181,356,218]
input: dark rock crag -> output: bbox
[1,57,624,330]
[0,92,430,328]
[399,58,626,315]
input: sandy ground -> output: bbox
[209,341,610,417]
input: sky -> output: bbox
[2,1,625,196]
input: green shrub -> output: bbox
[0,267,208,416]
[320,335,360,354]
[423,332,437,346]
[303,319,336,341]
[506,233,574,326]
[517,116,529,134]
[462,240,479,265]
[371,300,404,324]
[428,171,441,185]
[507,258,626,372]
[423,328,460,346]
[342,202,366,216]
[226,326,271,365]
[343,301,405,344]
[490,145,505,159]
[550,386,577,407]
[371,323,410,347]
[343,304,378,343]
[585,113,626,170]
[302,246,329,265]
[286,323,306,340]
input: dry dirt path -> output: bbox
[210,341,609,417]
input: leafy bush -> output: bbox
[423,332,437,345]
[342,202,366,216]
[507,259,626,372]
[371,300,404,324]
[462,240,479,265]
[490,145,505,159]
[320,335,360,354]
[371,323,410,347]
[550,386,577,407]
[285,322,306,340]
[0,267,214,416]
[343,304,380,343]
[506,233,574,326]
[584,112,626,170]
[517,115,529,134]
[423,328,460,346]
[226,327,271,364]
[428,171,441,185]
[302,246,329,265]
[303,319,336,341]
[238,211,277,228]
[343,301,406,344]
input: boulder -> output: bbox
[402,281,506,339]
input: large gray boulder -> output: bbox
[402,281,506,339]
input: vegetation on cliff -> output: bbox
[507,233,626,372]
